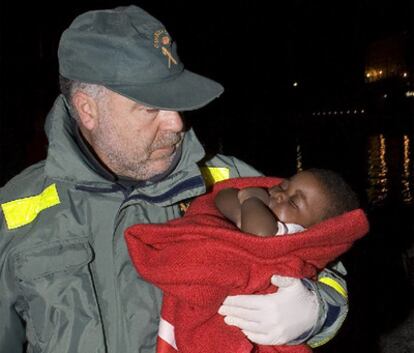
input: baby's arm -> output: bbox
[214,188,242,227]
[215,187,279,236]
[240,198,279,236]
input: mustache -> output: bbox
[150,132,183,151]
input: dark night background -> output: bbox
[1,1,414,352]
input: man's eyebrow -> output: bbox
[131,103,156,113]
[130,102,142,112]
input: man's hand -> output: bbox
[218,275,319,345]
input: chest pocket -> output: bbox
[14,239,105,352]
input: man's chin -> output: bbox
[148,154,176,174]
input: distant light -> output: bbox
[406,91,414,97]
[346,110,350,114]
[403,72,408,78]
[383,94,388,98]
[361,109,365,113]
[353,110,357,114]
[379,70,383,75]
[366,73,371,78]
[293,81,298,87]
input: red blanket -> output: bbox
[125,177,369,353]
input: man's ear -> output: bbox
[72,91,99,131]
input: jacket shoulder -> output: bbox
[1,161,47,201]
[200,153,263,178]
[0,161,60,233]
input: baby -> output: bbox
[215,168,360,236]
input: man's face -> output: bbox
[267,171,331,228]
[89,90,184,180]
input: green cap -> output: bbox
[58,5,224,111]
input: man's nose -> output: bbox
[158,110,184,132]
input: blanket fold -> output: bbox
[125,177,369,353]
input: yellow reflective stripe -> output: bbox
[200,167,230,187]
[319,277,348,299]
[309,333,337,348]
[1,184,61,230]
[308,306,348,348]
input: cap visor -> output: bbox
[105,69,224,111]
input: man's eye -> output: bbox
[137,105,158,114]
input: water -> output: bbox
[294,132,414,206]
[366,134,413,206]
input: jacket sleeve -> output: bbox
[292,262,349,347]
[0,217,26,352]
[211,155,350,347]
[311,263,349,348]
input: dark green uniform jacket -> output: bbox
[0,96,348,352]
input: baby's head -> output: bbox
[268,168,359,228]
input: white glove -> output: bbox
[218,275,319,345]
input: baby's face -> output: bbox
[267,171,331,228]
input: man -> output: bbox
[0,5,348,353]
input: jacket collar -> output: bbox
[44,95,207,201]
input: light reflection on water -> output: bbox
[296,144,303,172]
[367,134,389,205]
[402,135,413,203]
[366,134,413,205]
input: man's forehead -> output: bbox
[106,88,164,111]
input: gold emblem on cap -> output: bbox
[154,29,177,69]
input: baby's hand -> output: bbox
[238,187,270,205]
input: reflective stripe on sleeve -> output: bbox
[318,277,348,299]
[1,184,61,230]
